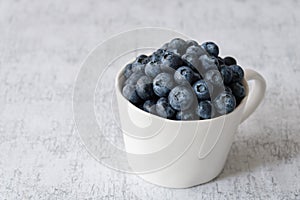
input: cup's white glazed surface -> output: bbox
[115,68,266,188]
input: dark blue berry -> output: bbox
[131,63,145,73]
[121,39,244,120]
[186,40,199,48]
[196,100,215,119]
[205,70,224,88]
[159,63,175,73]
[145,61,162,78]
[225,86,232,94]
[125,71,144,85]
[174,66,195,85]
[176,109,198,120]
[153,73,175,97]
[131,55,148,73]
[229,65,244,82]
[137,103,144,110]
[224,56,237,66]
[156,48,166,55]
[201,41,219,57]
[182,53,201,70]
[161,51,185,70]
[161,43,169,50]
[230,81,246,99]
[168,85,195,111]
[124,63,133,78]
[220,66,233,85]
[122,84,141,104]
[134,54,149,65]
[167,38,188,56]
[156,97,176,119]
[150,49,166,63]
[143,100,156,114]
[217,57,224,66]
[199,54,219,72]
[193,80,212,100]
[136,76,155,100]
[213,92,236,114]
[185,45,205,57]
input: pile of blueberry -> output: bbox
[122,38,246,120]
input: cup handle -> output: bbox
[240,69,266,123]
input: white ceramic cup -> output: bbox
[115,68,266,188]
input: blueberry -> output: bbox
[186,40,199,48]
[196,100,215,119]
[131,63,145,73]
[174,66,195,85]
[161,43,169,50]
[124,63,133,78]
[145,61,162,78]
[230,81,246,99]
[159,63,175,73]
[217,57,225,66]
[219,66,233,85]
[143,100,156,114]
[122,84,141,104]
[156,97,176,119]
[168,85,195,111]
[225,86,232,94]
[199,54,219,72]
[131,55,149,73]
[205,70,224,88]
[161,51,185,70]
[201,41,219,57]
[122,41,244,120]
[176,109,197,120]
[153,73,175,97]
[193,80,212,100]
[156,48,167,55]
[137,103,144,110]
[136,76,155,100]
[149,54,158,63]
[150,49,166,63]
[167,38,187,56]
[185,45,205,57]
[125,71,144,85]
[213,92,236,115]
[224,56,237,66]
[134,54,149,65]
[229,65,244,82]
[182,53,201,70]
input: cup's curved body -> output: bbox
[115,68,266,188]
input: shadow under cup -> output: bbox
[115,67,252,188]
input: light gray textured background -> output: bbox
[0,0,299,199]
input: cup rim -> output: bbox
[115,64,249,124]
